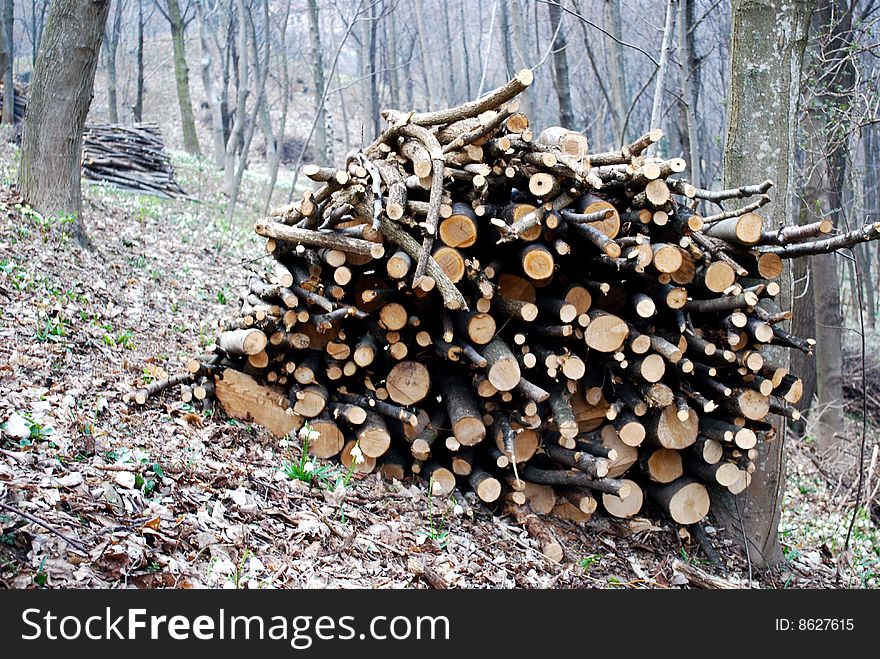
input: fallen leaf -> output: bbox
[114,471,136,489]
[2,412,30,438]
[143,516,162,531]
[56,472,84,488]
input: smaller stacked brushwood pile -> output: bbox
[82,122,188,198]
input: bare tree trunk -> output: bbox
[861,124,877,326]
[802,0,853,452]
[442,0,456,105]
[508,0,531,120]
[262,0,291,214]
[1,0,13,126]
[647,0,677,156]
[603,0,628,144]
[498,0,514,78]
[0,6,7,113]
[790,197,816,425]
[412,0,434,108]
[546,0,575,128]
[19,0,111,246]
[224,0,248,197]
[133,0,145,121]
[306,0,327,164]
[226,0,267,222]
[103,0,123,124]
[715,0,814,569]
[367,0,379,141]
[194,0,226,169]
[458,0,472,100]
[166,0,201,155]
[384,5,400,108]
[678,0,701,187]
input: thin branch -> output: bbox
[0,500,89,554]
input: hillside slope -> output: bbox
[0,140,874,589]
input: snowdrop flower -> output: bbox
[431,480,444,496]
[303,461,316,474]
[298,424,321,442]
[350,444,365,465]
[453,504,464,516]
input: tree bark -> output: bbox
[412,0,434,109]
[1,0,13,125]
[603,0,628,144]
[546,0,575,128]
[508,0,531,120]
[18,0,111,247]
[194,0,226,168]
[678,0,701,187]
[103,0,123,123]
[805,0,853,452]
[647,0,677,156]
[166,0,201,155]
[714,0,814,569]
[133,0,145,121]
[306,0,327,165]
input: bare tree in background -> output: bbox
[194,0,231,169]
[307,0,327,165]
[604,0,629,143]
[714,0,815,569]
[132,0,145,121]
[21,0,49,66]
[261,0,291,213]
[1,0,13,126]
[156,0,201,155]
[546,0,574,128]
[103,0,126,123]
[19,0,111,246]
[677,0,701,187]
[224,0,269,220]
[795,1,860,453]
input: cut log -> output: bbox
[386,361,431,405]
[639,447,683,483]
[444,380,487,446]
[601,479,644,518]
[469,467,502,503]
[584,312,629,352]
[214,370,300,437]
[649,477,711,525]
[356,411,392,458]
[307,416,346,458]
[480,336,522,391]
[218,329,268,356]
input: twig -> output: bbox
[407,557,449,589]
[0,500,89,554]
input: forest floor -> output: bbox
[0,141,878,589]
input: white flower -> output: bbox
[303,461,316,474]
[350,444,365,465]
[453,504,463,516]
[431,480,444,496]
[299,424,321,442]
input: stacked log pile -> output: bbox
[82,122,188,198]
[133,70,880,538]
